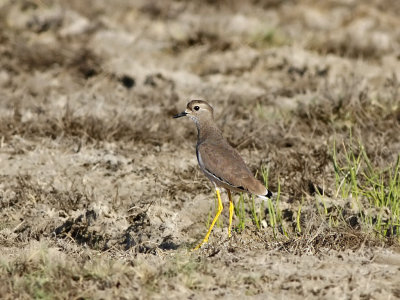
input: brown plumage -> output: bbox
[197,141,268,196]
[174,100,272,199]
[173,99,272,249]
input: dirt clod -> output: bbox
[1,0,400,299]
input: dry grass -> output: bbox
[1,0,400,298]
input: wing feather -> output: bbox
[197,141,266,195]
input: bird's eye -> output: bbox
[194,106,200,111]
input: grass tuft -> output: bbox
[232,167,289,238]
[332,138,400,238]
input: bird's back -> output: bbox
[196,138,268,196]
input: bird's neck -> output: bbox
[195,119,224,144]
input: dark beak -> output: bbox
[173,112,187,118]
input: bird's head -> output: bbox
[173,100,214,124]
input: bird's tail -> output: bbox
[257,189,273,200]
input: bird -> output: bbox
[173,100,272,250]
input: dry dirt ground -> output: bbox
[1,0,400,299]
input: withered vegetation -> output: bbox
[0,0,400,299]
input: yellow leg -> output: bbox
[227,190,234,237]
[193,188,223,250]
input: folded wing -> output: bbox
[197,141,268,196]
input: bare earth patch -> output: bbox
[0,0,400,298]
